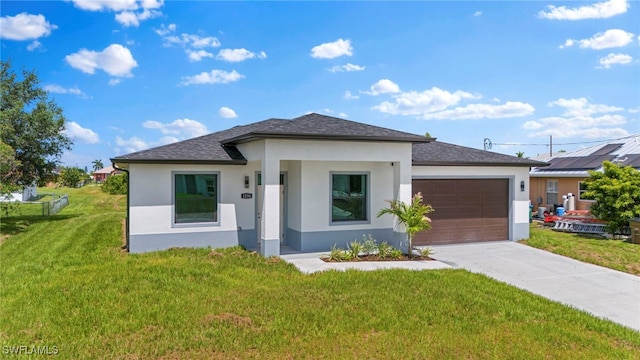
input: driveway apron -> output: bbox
[430,241,640,332]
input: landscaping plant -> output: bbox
[377,192,434,258]
[583,161,640,236]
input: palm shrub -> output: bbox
[377,192,434,258]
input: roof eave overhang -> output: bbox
[110,158,248,166]
[529,172,591,178]
[412,161,542,167]
[223,132,430,145]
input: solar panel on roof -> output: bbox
[576,155,616,169]
[592,143,623,156]
[540,155,618,171]
[543,157,582,170]
[620,154,640,168]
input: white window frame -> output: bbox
[546,179,558,206]
[578,181,595,202]
[172,171,220,227]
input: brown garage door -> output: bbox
[412,179,509,245]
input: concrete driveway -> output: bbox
[429,241,640,332]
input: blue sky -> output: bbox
[1,0,638,169]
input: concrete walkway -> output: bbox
[429,241,640,332]
[280,251,451,274]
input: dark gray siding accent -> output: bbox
[129,231,238,253]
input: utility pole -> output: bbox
[549,135,553,157]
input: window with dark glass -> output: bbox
[578,181,594,201]
[174,174,218,223]
[332,174,367,222]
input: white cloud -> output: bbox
[140,0,164,9]
[598,53,633,68]
[338,112,348,118]
[108,78,122,86]
[115,9,161,27]
[115,136,149,153]
[473,11,483,16]
[310,38,353,59]
[71,0,163,26]
[219,107,238,118]
[558,39,574,49]
[524,116,628,138]
[343,91,359,100]
[65,44,138,77]
[160,32,220,48]
[155,24,222,61]
[0,13,57,40]
[71,0,138,12]
[422,102,535,120]
[143,118,209,138]
[44,84,89,98]
[365,79,401,96]
[372,86,478,115]
[538,0,628,20]
[154,23,176,36]
[63,122,100,144]
[180,69,244,86]
[549,97,623,116]
[562,29,635,50]
[328,63,365,73]
[216,48,267,62]
[187,50,213,62]
[26,40,42,51]
[525,97,628,138]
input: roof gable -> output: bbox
[222,113,430,144]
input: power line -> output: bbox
[490,133,640,147]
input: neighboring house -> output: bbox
[2,185,37,202]
[93,166,119,183]
[529,135,640,212]
[111,113,543,255]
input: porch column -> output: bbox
[392,160,412,251]
[260,155,280,257]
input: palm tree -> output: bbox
[516,151,525,158]
[377,192,434,258]
[92,159,104,172]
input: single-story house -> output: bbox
[530,135,640,212]
[93,166,119,183]
[111,113,544,256]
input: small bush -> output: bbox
[418,247,433,258]
[377,242,392,258]
[348,241,363,260]
[327,245,346,262]
[389,248,403,259]
[102,173,127,195]
[361,234,377,255]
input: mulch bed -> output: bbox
[322,254,434,262]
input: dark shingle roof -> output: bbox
[111,113,544,167]
[111,118,289,164]
[412,142,546,167]
[222,113,430,144]
[112,114,428,164]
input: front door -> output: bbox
[256,172,286,246]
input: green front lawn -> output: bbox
[522,223,640,275]
[1,187,639,359]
